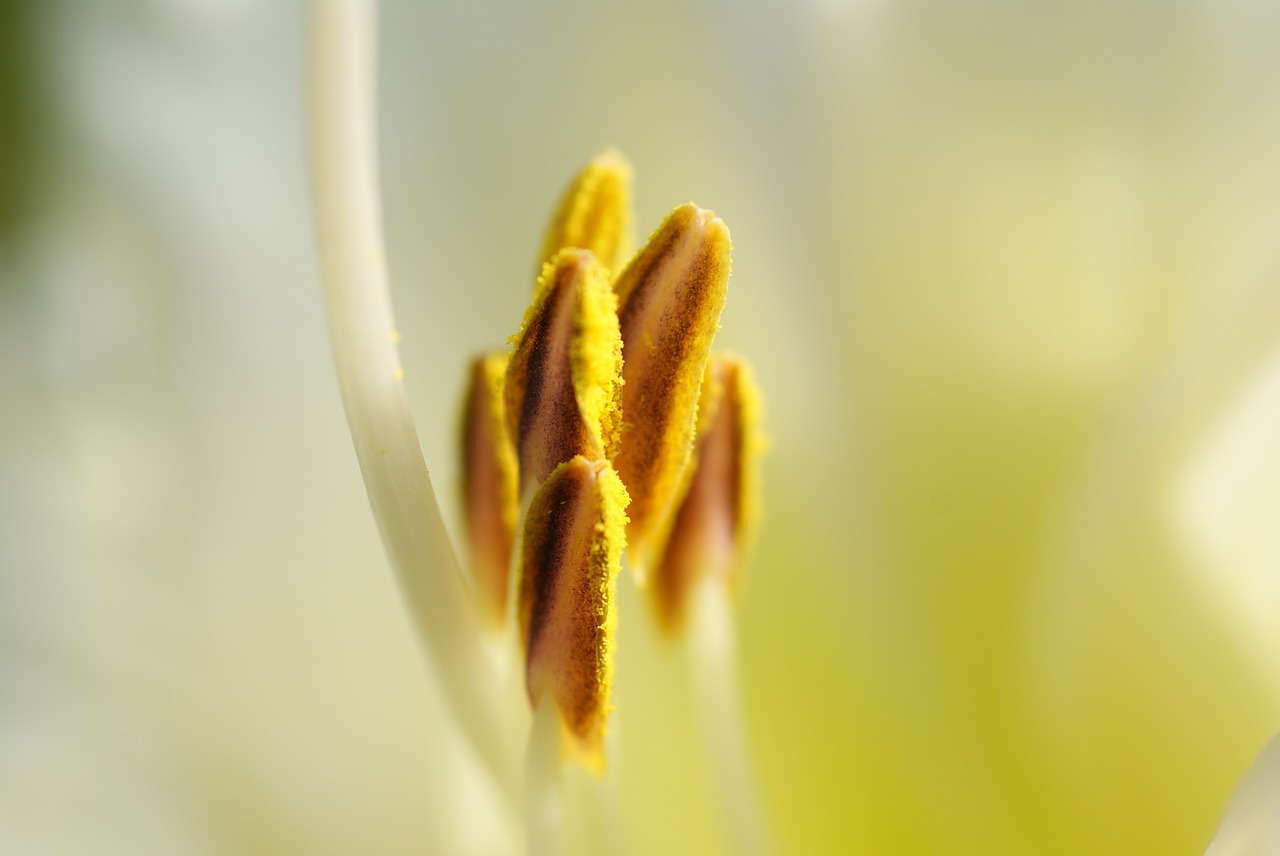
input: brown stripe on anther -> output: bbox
[519,462,588,661]
[505,250,612,492]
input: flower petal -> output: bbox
[651,352,764,633]
[518,455,630,770]
[612,203,732,565]
[1206,731,1280,855]
[505,248,624,492]
[538,148,634,275]
[459,352,520,629]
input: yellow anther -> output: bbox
[518,455,629,770]
[538,148,635,276]
[459,352,520,629]
[650,353,764,634]
[611,203,732,571]
[505,248,623,492]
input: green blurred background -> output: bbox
[3,1,1280,853]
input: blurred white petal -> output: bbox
[1206,733,1280,856]
[1177,347,1280,673]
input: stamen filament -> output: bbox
[688,578,774,856]
[526,700,566,856]
[306,0,518,797]
[565,760,632,856]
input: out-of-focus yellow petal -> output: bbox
[538,148,634,275]
[612,203,732,569]
[650,352,765,634]
[505,248,623,491]
[458,352,520,629]
[518,455,630,770]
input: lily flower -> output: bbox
[310,3,772,851]
[7,2,1280,855]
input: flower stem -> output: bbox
[525,701,565,856]
[305,0,518,797]
[688,579,774,856]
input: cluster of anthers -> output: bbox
[306,6,768,845]
[459,149,765,770]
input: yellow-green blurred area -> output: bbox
[3,0,1280,854]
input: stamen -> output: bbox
[525,700,566,856]
[505,249,624,492]
[518,455,629,770]
[612,203,732,569]
[651,352,764,634]
[688,577,775,856]
[460,352,520,629]
[538,148,634,275]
